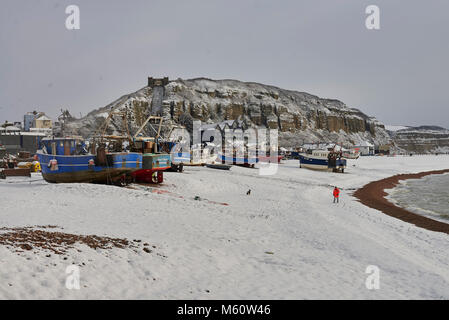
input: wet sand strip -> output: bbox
[354,169,449,235]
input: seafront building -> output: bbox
[0,111,53,154]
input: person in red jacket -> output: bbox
[333,187,340,203]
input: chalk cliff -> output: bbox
[64,78,391,147]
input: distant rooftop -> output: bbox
[0,125,21,131]
[36,115,52,121]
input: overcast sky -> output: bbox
[1,0,448,128]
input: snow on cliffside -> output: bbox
[64,78,391,147]
[390,126,449,153]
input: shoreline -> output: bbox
[354,169,449,235]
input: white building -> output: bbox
[0,125,21,134]
[354,141,375,156]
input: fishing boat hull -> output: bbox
[217,153,259,167]
[171,152,191,164]
[131,153,171,183]
[37,152,142,184]
[258,155,283,163]
[342,153,360,159]
[170,152,217,166]
[342,154,360,160]
[206,163,231,170]
[298,154,346,172]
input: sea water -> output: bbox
[387,173,449,223]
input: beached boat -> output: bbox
[172,151,191,164]
[342,149,360,159]
[160,141,218,170]
[299,149,347,173]
[258,154,283,163]
[131,152,171,183]
[205,163,231,170]
[37,137,142,184]
[169,151,217,167]
[217,152,259,167]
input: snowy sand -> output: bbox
[1,155,449,299]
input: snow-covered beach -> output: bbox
[1,155,449,299]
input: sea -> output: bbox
[387,173,449,223]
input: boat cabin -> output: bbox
[131,137,157,153]
[40,137,87,156]
[310,150,331,158]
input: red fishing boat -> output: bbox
[127,116,171,184]
[258,155,283,163]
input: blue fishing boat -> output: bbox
[172,151,192,164]
[37,137,142,184]
[159,141,217,169]
[217,151,259,167]
[159,141,190,172]
[299,149,347,173]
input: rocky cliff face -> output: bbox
[64,78,391,147]
[390,126,449,153]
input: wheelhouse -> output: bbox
[40,137,87,156]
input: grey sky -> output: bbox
[1,0,448,128]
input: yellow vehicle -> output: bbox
[18,161,41,172]
[33,161,41,172]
